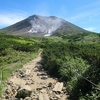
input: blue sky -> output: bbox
[0,0,100,33]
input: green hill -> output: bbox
[0,32,100,99]
[42,34,100,99]
[0,33,41,96]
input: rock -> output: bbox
[38,93,49,100]
[53,82,60,92]
[55,94,61,99]
[49,90,53,94]
[24,69,31,76]
[40,76,48,80]
[40,89,47,93]
[37,73,41,76]
[5,89,11,94]
[12,89,17,96]
[37,72,47,76]
[57,82,63,92]
[53,82,63,92]
[21,85,32,91]
[36,86,42,90]
[5,95,9,99]
[42,84,47,88]
[31,95,38,99]
[43,93,49,100]
[38,93,44,100]
[48,82,53,87]
[20,98,24,100]
[62,87,67,93]
[7,81,13,85]
[24,97,31,100]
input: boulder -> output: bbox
[53,82,60,92]
[53,82,63,92]
[24,97,32,100]
[57,82,63,92]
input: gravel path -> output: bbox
[2,52,68,100]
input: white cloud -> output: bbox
[84,27,96,31]
[0,11,27,28]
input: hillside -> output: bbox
[41,36,100,100]
[0,15,87,37]
[0,33,41,97]
[0,30,100,100]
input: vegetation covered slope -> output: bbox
[61,32,100,43]
[41,33,100,100]
[0,33,41,96]
[0,32,100,99]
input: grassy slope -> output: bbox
[42,32,100,100]
[0,33,41,96]
[0,32,100,99]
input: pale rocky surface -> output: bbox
[2,52,68,100]
[0,15,86,37]
[28,15,64,36]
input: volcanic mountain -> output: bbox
[0,15,87,36]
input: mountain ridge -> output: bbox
[0,14,87,36]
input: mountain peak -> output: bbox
[28,14,39,20]
[50,16,57,19]
[0,15,87,37]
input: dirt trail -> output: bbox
[2,52,68,100]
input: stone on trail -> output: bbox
[40,89,47,93]
[53,82,60,92]
[20,85,32,91]
[53,82,63,92]
[25,69,31,76]
[24,97,32,100]
[38,93,44,100]
[57,82,63,92]
[55,94,61,99]
[43,93,49,100]
[40,75,48,80]
[38,93,49,100]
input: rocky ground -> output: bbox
[2,52,68,100]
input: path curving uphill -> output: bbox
[2,52,68,100]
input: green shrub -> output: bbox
[42,41,100,99]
